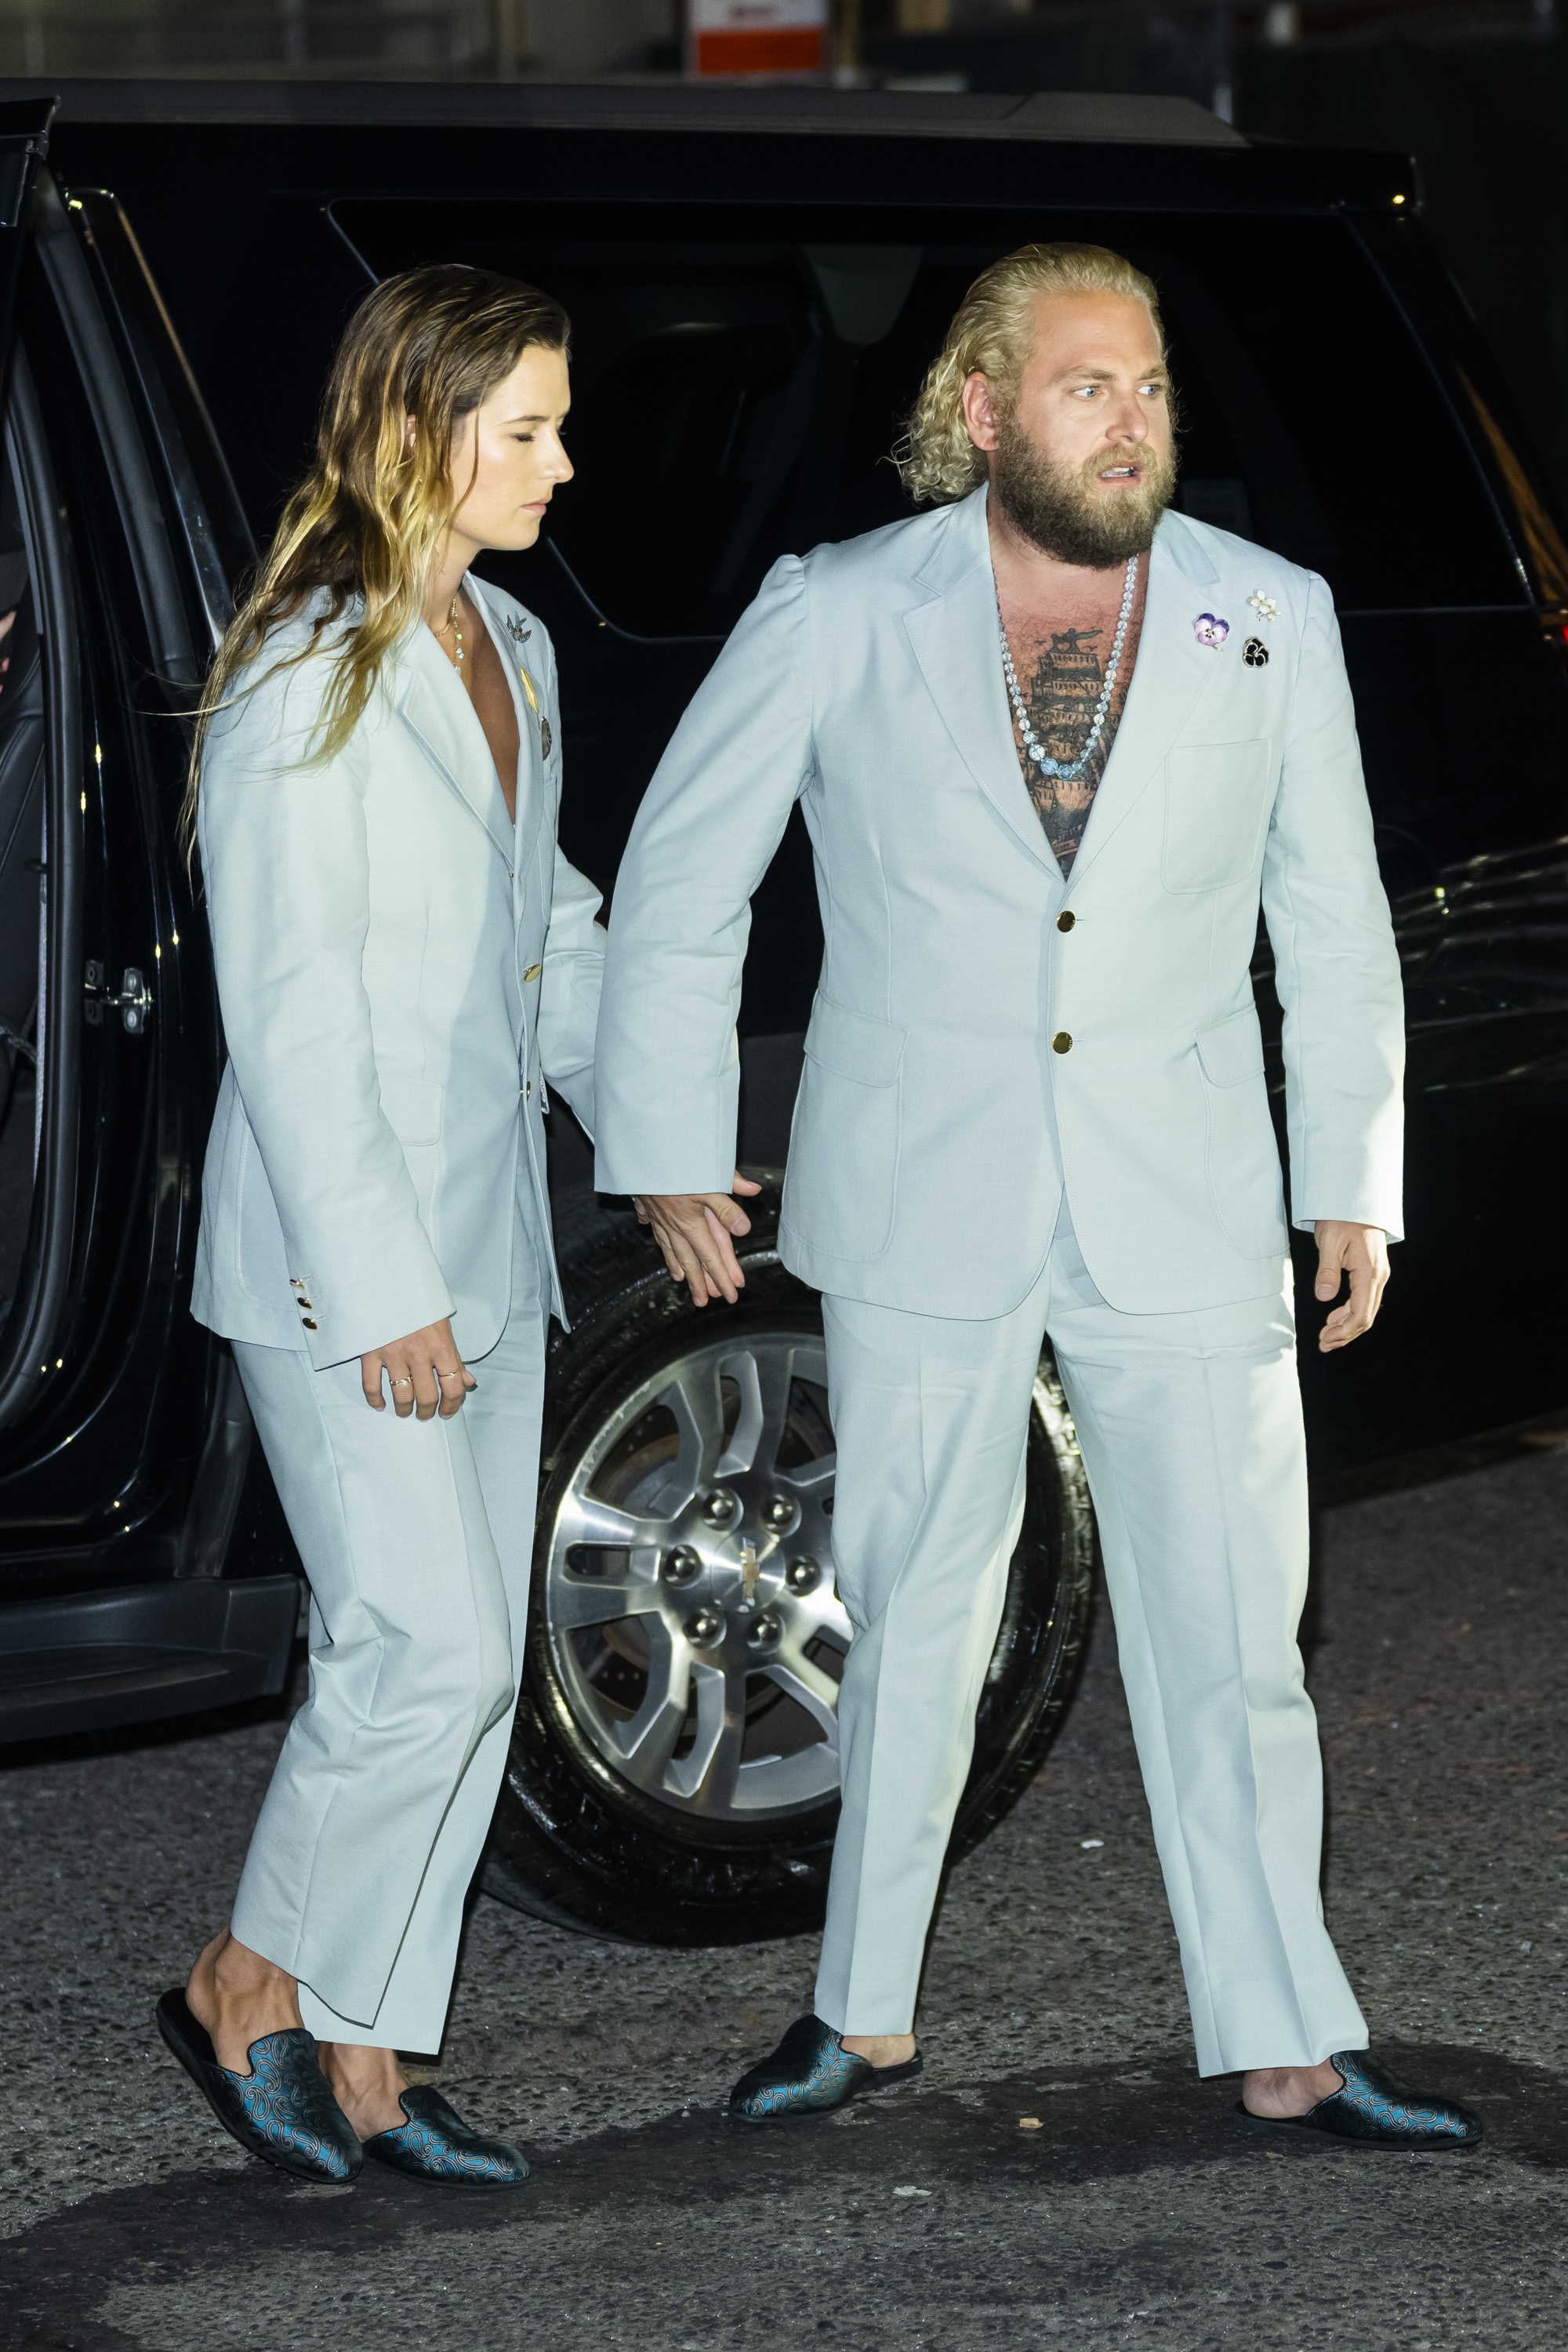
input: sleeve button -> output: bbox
[302,1318,318,1330]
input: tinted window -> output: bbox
[336,200,1521,626]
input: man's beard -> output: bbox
[991,416,1178,567]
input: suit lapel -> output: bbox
[396,620,514,866]
[902,490,1062,881]
[1065,512,1226,891]
[470,576,548,875]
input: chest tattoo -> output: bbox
[1004,607,1143,873]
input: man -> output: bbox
[593,243,1476,2148]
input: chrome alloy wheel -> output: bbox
[542,1330,849,1824]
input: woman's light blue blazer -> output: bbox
[191,576,604,1370]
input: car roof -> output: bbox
[0,78,1417,215]
[0,82,1249,144]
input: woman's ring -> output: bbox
[436,1367,464,1381]
[389,1376,414,1388]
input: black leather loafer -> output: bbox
[730,2014,923,2122]
[154,1987,362,2183]
[361,2087,530,2186]
[1236,2049,1482,2149]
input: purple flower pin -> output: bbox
[1193,612,1229,649]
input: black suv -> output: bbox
[1,82,1564,1946]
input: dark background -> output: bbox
[859,3,1568,524]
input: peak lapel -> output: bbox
[470,578,547,872]
[396,623,514,866]
[1065,514,1226,892]
[902,491,1061,881]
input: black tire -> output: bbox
[482,1170,1095,1945]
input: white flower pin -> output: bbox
[1247,589,1279,623]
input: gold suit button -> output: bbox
[525,1080,532,1098]
[302,1318,318,1330]
[524,963,543,982]
[1052,1031,1073,1054]
[297,1299,313,1312]
[1057,910,1075,932]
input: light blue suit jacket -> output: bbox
[593,488,1404,1319]
[192,576,605,1367]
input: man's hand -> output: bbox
[635,1175,764,1307]
[1312,1221,1390,1353]
[361,1316,477,1418]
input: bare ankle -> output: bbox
[1242,2060,1343,2118]
[186,1929,302,2063]
[840,2031,917,2069]
[318,2044,410,2138]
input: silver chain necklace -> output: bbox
[999,553,1138,782]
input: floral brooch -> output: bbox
[1193,612,1229,649]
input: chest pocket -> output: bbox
[1162,739,1274,895]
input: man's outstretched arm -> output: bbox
[594,555,815,1208]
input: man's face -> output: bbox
[964,290,1177,567]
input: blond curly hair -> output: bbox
[894,242,1166,506]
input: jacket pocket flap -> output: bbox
[803,994,906,1088]
[1195,1007,1265,1088]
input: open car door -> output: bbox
[0,101,64,1430]
[0,128,300,1741]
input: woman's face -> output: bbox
[441,343,573,554]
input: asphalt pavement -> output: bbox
[4,1440,1568,2350]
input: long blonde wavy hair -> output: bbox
[182,263,570,855]
[893,242,1166,506]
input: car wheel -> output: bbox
[482,1171,1095,1945]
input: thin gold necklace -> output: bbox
[440,593,468,691]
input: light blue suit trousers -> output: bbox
[229,1196,547,2051]
[818,1195,1367,2076]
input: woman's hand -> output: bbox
[361,1318,476,1419]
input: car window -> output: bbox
[334,199,1523,629]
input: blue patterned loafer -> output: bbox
[729,2014,923,2123]
[154,1988,361,2183]
[1237,2049,1482,2149]
[361,2088,530,2187]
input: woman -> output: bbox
[156,266,604,2187]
